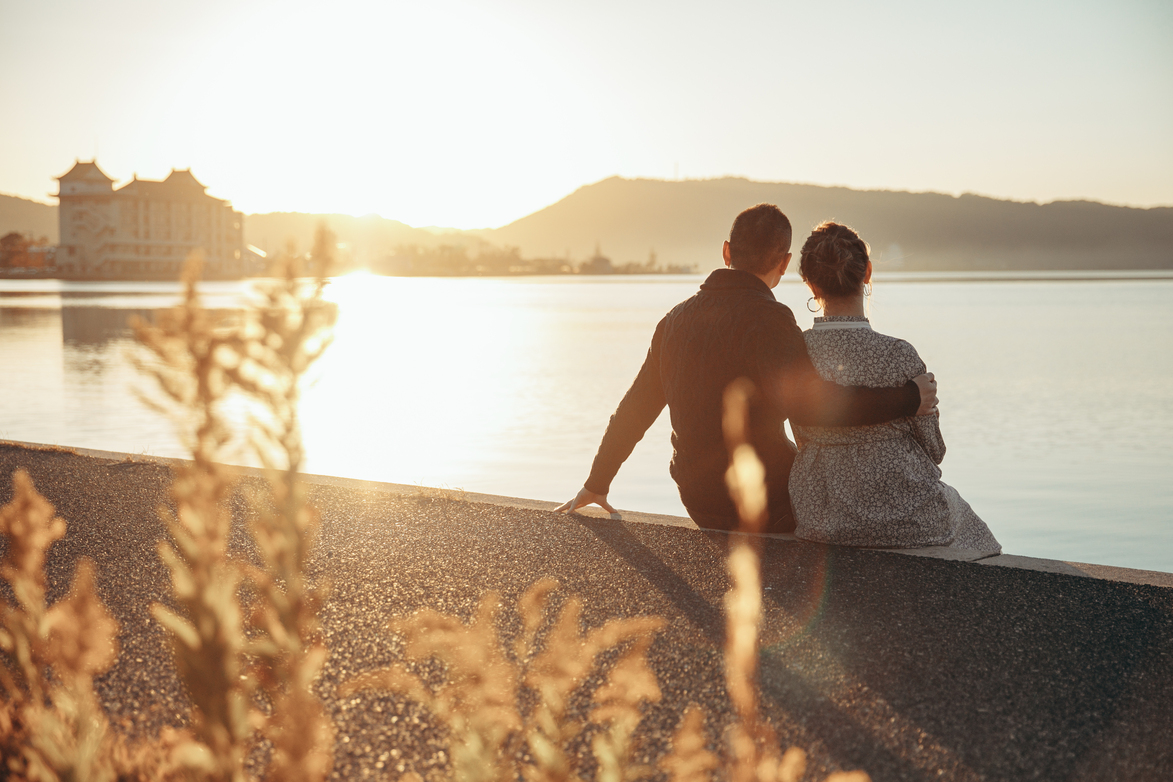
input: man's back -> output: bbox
[658,268,805,528]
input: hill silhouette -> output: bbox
[478,177,1173,272]
[0,193,57,243]
[4,178,1171,272]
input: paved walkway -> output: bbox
[1,442,1170,781]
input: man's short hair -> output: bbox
[728,204,793,275]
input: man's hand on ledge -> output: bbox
[913,372,938,416]
[555,487,617,515]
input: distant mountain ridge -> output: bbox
[3,177,1170,272]
[478,177,1173,272]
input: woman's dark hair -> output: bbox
[728,204,792,275]
[799,221,870,299]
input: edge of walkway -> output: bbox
[4,439,1170,590]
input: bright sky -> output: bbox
[1,0,1170,228]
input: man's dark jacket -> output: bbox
[584,268,920,531]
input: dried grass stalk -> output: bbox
[135,257,255,781]
[133,246,337,780]
[0,470,125,781]
[722,378,767,536]
[659,706,717,782]
[340,578,665,782]
[232,250,336,781]
[654,377,869,782]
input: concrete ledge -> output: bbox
[3,439,1168,588]
[980,553,1173,589]
[0,440,702,529]
[875,545,997,563]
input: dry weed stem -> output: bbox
[0,470,125,781]
[341,579,665,782]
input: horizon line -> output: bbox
[3,173,1171,233]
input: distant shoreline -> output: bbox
[3,269,1173,285]
[8,177,1173,278]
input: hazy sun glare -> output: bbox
[301,272,532,487]
[146,0,614,227]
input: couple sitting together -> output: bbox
[558,203,1000,554]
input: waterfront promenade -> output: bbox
[1,441,1170,780]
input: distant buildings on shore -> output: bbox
[4,162,709,280]
[367,242,695,277]
[51,160,261,279]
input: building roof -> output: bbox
[57,160,114,182]
[164,168,206,191]
[115,169,225,204]
[54,160,232,206]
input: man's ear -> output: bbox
[722,241,733,268]
[778,251,793,276]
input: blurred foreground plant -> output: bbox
[133,247,336,780]
[340,578,665,782]
[0,242,338,781]
[680,378,869,782]
[0,469,131,780]
[232,257,336,781]
[134,258,256,780]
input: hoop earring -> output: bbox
[863,283,872,297]
[807,297,820,313]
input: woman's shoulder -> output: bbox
[872,331,919,356]
[875,333,927,375]
[803,324,926,381]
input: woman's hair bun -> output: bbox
[799,221,870,299]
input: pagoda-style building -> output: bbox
[55,160,256,279]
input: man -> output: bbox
[556,204,938,532]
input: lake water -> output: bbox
[2,272,1171,573]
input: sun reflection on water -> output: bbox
[301,272,533,489]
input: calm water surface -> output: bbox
[1,273,1171,572]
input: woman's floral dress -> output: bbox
[790,316,1001,553]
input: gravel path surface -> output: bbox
[1,443,1170,781]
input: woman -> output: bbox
[789,221,1000,553]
